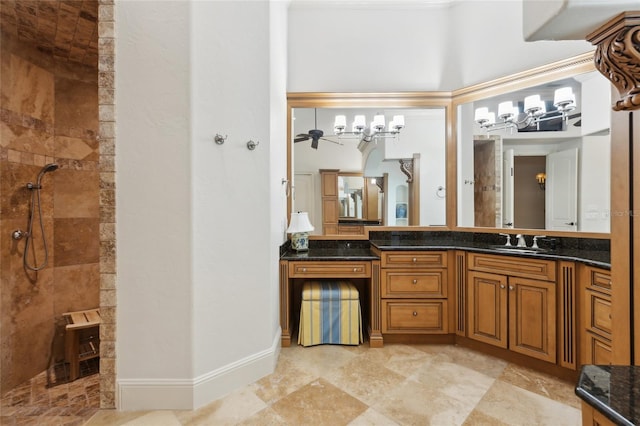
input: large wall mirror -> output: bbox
[454,53,611,235]
[287,94,449,236]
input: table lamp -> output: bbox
[287,212,314,252]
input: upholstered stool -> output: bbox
[298,280,363,347]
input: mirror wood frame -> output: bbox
[287,92,453,239]
[451,51,610,239]
[286,52,610,240]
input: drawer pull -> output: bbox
[509,285,514,291]
[353,268,358,272]
[302,268,307,272]
[412,279,418,284]
[500,285,506,289]
[412,257,417,263]
[413,311,418,316]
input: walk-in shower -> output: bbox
[12,163,59,272]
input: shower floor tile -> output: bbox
[0,361,99,426]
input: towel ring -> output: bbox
[436,186,446,199]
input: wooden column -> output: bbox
[588,12,640,364]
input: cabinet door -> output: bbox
[584,332,613,365]
[467,271,508,348]
[508,277,556,363]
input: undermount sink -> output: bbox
[491,245,548,254]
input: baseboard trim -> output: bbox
[117,329,281,411]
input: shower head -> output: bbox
[42,163,59,173]
[35,163,59,185]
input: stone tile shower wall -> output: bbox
[0,31,100,393]
[97,0,116,409]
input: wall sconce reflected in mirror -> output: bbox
[536,172,546,190]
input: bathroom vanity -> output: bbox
[280,231,610,378]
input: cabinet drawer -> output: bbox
[467,253,555,281]
[289,261,371,278]
[380,251,447,268]
[585,289,612,337]
[589,268,612,293]
[381,270,447,298]
[381,300,448,334]
[338,225,364,235]
[584,331,613,365]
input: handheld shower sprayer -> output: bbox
[22,163,59,272]
[26,163,59,190]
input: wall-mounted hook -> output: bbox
[214,134,227,145]
[436,186,446,199]
[246,140,259,150]
[281,178,290,196]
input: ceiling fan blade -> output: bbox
[320,137,343,146]
[294,134,310,143]
[311,137,319,150]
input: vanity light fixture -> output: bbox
[475,86,576,133]
[536,172,546,190]
[287,212,314,252]
[333,114,405,142]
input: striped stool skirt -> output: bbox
[298,280,363,347]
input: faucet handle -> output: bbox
[499,233,511,246]
[532,235,547,249]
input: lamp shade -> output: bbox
[498,101,514,120]
[352,115,366,132]
[524,94,542,113]
[334,115,347,132]
[287,212,314,233]
[474,107,489,123]
[392,115,405,129]
[553,87,573,106]
[372,114,385,131]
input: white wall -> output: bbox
[288,1,592,92]
[116,0,194,409]
[457,103,476,227]
[116,0,287,410]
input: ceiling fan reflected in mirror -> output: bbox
[294,109,343,149]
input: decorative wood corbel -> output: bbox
[399,159,413,183]
[587,12,640,111]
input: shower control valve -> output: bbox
[11,229,27,240]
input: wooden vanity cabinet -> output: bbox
[579,265,613,366]
[467,253,557,363]
[378,250,449,334]
[320,169,339,235]
[338,224,364,235]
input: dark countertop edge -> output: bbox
[575,387,635,426]
[369,242,611,269]
[338,219,382,225]
[281,245,610,268]
[280,254,379,261]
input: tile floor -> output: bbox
[84,342,582,426]
[0,360,100,425]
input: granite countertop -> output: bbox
[369,239,611,269]
[281,248,378,261]
[576,365,640,426]
[279,231,610,268]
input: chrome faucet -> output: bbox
[532,235,546,249]
[499,233,511,246]
[516,234,527,247]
